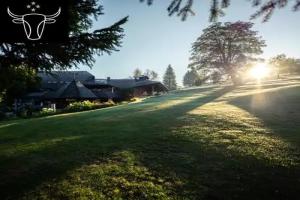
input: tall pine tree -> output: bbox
[163,65,177,90]
[0,0,128,103]
[0,1,128,71]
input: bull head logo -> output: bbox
[7,7,61,41]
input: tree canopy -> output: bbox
[189,21,265,84]
[0,66,40,104]
[133,68,143,79]
[133,68,159,80]
[0,0,128,104]
[141,0,300,22]
[144,69,159,80]
[183,68,201,87]
[0,0,128,71]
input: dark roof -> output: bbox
[86,78,168,90]
[110,79,168,91]
[24,91,48,99]
[38,71,95,84]
[92,91,122,99]
[41,82,65,91]
[45,80,97,99]
[108,79,136,89]
[38,71,167,90]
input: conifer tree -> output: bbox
[141,0,300,22]
[0,0,128,103]
[163,65,177,90]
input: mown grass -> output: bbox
[0,78,299,199]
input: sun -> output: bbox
[249,63,270,80]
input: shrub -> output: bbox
[40,108,56,116]
[65,100,116,113]
[0,111,6,121]
[64,101,96,112]
[130,97,139,102]
[64,100,116,113]
[105,99,116,106]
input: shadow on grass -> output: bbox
[0,86,221,145]
[139,112,300,199]
[229,85,300,147]
[0,86,232,199]
[1,85,299,199]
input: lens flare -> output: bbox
[249,64,270,80]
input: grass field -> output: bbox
[0,77,300,200]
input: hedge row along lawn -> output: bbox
[0,77,299,199]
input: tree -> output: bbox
[144,69,159,80]
[0,67,40,105]
[269,54,288,78]
[269,54,300,78]
[183,68,200,87]
[141,0,300,22]
[0,1,127,71]
[133,68,143,79]
[0,1,128,103]
[163,65,177,90]
[189,21,266,85]
[133,69,159,80]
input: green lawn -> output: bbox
[0,78,300,200]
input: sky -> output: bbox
[76,0,300,85]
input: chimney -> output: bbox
[107,77,111,82]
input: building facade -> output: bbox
[24,71,168,108]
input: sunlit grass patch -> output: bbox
[178,101,299,167]
[0,78,299,199]
[22,151,178,200]
[141,87,221,113]
[0,136,84,158]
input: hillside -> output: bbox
[0,77,299,199]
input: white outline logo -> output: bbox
[7,5,61,41]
